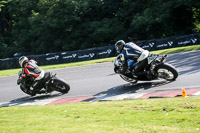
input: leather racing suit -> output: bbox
[21,60,44,91]
[119,42,149,77]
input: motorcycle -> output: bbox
[114,53,178,83]
[17,71,70,96]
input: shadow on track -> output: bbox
[1,93,65,107]
[94,80,173,100]
[167,51,200,75]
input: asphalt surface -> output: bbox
[0,50,200,104]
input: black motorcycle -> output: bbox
[114,53,178,83]
[17,71,70,96]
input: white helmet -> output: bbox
[19,56,28,67]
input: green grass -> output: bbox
[152,44,200,55]
[0,45,200,77]
[1,97,200,133]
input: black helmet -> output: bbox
[19,56,28,67]
[115,40,125,53]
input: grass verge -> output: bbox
[0,45,200,77]
[0,97,200,133]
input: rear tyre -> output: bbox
[52,78,70,93]
[155,63,178,81]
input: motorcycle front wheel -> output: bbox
[20,85,36,96]
[51,78,70,94]
[155,63,178,81]
[120,75,138,83]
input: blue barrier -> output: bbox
[0,33,199,70]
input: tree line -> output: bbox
[0,0,200,58]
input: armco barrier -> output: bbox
[0,45,116,70]
[136,33,200,51]
[0,33,199,70]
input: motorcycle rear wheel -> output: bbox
[155,63,178,81]
[52,78,70,93]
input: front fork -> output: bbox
[161,54,167,63]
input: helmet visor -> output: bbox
[116,46,120,53]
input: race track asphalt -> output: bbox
[0,50,200,105]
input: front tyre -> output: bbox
[120,75,138,83]
[52,78,70,94]
[20,85,36,96]
[155,63,178,81]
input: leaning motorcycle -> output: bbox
[114,53,178,83]
[17,71,70,96]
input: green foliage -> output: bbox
[0,1,8,13]
[0,0,200,58]
[193,7,200,32]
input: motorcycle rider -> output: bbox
[114,40,151,79]
[18,56,45,94]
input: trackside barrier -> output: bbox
[0,33,200,70]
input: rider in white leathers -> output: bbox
[115,40,150,78]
